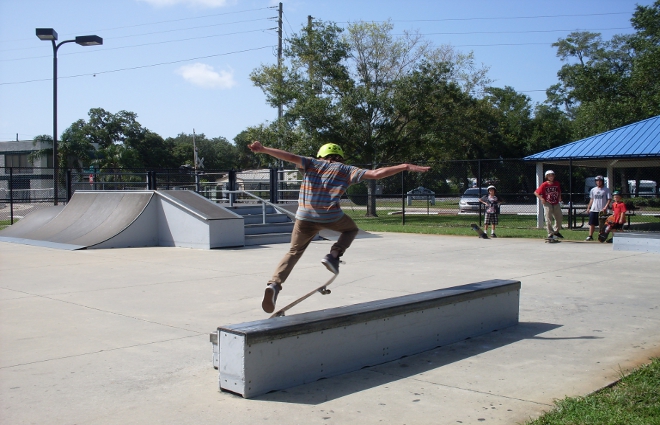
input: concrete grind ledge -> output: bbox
[213,279,520,398]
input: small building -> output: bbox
[0,140,53,200]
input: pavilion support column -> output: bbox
[536,162,544,229]
[607,164,615,192]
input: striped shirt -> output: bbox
[296,157,367,223]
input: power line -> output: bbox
[84,6,276,33]
[0,6,277,45]
[1,27,277,62]
[337,11,633,24]
[412,26,632,36]
[109,17,276,41]
[282,12,298,36]
[0,45,275,86]
[0,17,275,54]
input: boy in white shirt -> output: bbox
[585,175,611,241]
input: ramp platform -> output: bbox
[0,190,245,249]
[613,232,660,253]
[212,279,520,398]
[0,191,154,249]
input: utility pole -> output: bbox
[308,15,314,86]
[277,3,283,124]
[192,129,198,171]
[277,2,283,169]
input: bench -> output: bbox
[211,279,520,398]
[565,207,635,230]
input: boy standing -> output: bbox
[479,185,504,238]
[585,175,611,241]
[248,141,430,313]
[534,170,563,240]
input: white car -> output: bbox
[459,188,487,213]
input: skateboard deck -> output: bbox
[270,272,338,318]
[470,223,489,239]
[545,237,560,243]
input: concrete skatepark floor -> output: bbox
[1,233,659,424]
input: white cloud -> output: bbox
[137,0,235,8]
[176,63,237,89]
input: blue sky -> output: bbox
[0,0,653,143]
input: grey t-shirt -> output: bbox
[589,186,612,212]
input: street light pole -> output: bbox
[36,28,102,205]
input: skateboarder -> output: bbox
[248,141,430,313]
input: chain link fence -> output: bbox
[3,160,659,231]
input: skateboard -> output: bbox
[545,237,560,243]
[470,223,489,239]
[270,272,338,318]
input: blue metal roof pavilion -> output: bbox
[525,115,660,167]
[524,116,660,229]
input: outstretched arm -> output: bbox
[363,163,430,180]
[248,141,303,167]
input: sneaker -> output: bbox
[262,283,281,313]
[554,232,564,239]
[585,236,593,241]
[547,234,556,240]
[321,253,340,274]
[491,233,497,238]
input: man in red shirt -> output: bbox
[534,170,563,240]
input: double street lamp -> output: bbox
[36,28,103,205]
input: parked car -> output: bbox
[459,187,487,213]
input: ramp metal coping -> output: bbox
[156,190,242,221]
[218,279,520,345]
[616,232,660,239]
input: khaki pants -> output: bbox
[270,214,359,286]
[543,203,563,236]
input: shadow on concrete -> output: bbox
[254,321,600,404]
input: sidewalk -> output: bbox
[1,233,659,424]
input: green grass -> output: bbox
[0,220,10,231]
[344,210,591,240]
[342,203,660,239]
[526,358,660,425]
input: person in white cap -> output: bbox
[534,170,564,240]
[479,185,505,237]
[585,175,611,241]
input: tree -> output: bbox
[482,86,534,159]
[166,133,238,170]
[549,1,660,138]
[251,19,491,215]
[30,122,97,171]
[55,108,180,170]
[233,124,311,169]
[28,134,54,168]
[125,130,177,169]
[628,0,660,119]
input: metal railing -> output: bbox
[222,189,296,224]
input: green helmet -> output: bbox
[317,143,344,159]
